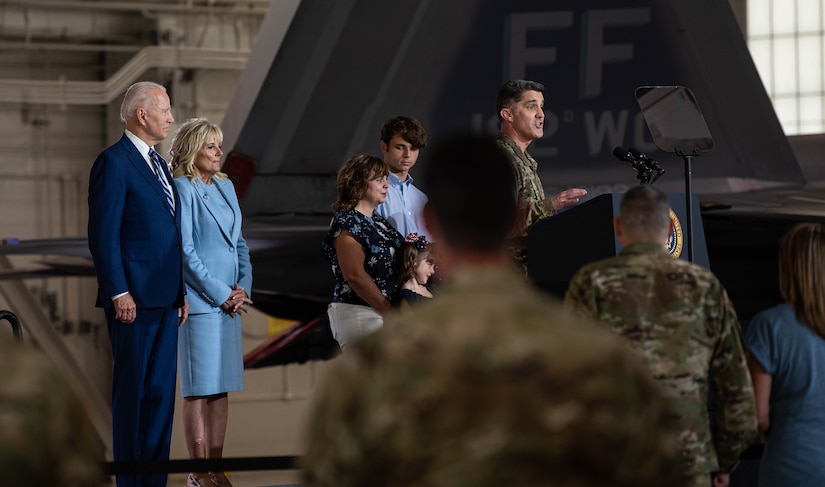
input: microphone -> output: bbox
[613,146,638,165]
[613,146,652,184]
[629,148,665,184]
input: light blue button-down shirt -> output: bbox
[376,172,430,241]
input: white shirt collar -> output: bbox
[124,129,154,164]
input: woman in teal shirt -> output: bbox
[745,222,825,486]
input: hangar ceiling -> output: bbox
[0,0,269,104]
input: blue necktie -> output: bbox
[149,148,175,216]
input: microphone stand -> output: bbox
[650,167,665,184]
[676,146,700,263]
[634,85,715,266]
[636,166,651,185]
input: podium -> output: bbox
[528,193,709,298]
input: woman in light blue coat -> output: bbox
[170,118,252,487]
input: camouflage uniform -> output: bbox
[496,133,555,275]
[564,242,757,485]
[0,334,104,486]
[303,267,687,487]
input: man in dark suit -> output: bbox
[88,81,189,487]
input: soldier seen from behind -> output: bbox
[564,185,758,487]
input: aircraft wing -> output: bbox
[0,216,334,323]
[0,217,339,366]
[701,185,825,321]
[0,237,92,258]
[240,215,333,321]
[0,260,96,280]
[0,238,98,279]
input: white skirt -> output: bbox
[327,302,383,351]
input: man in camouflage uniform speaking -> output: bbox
[495,79,587,274]
[564,185,757,487]
[302,135,688,487]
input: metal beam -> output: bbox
[1,0,269,16]
[0,46,250,105]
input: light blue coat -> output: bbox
[174,176,252,314]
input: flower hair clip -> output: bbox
[404,232,429,251]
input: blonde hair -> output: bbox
[169,117,228,181]
[779,222,825,339]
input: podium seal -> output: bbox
[667,209,683,258]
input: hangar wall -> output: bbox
[0,5,325,479]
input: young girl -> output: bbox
[396,233,436,308]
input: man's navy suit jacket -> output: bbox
[88,134,185,309]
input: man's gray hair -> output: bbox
[120,81,167,123]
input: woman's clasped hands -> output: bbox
[221,283,252,317]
